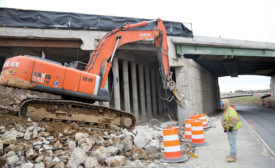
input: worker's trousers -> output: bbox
[227,130,238,157]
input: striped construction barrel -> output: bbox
[161,126,188,163]
[185,119,193,141]
[191,119,205,145]
[198,114,208,128]
[190,114,199,120]
[163,127,182,159]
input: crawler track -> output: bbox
[0,86,136,130]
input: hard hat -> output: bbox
[220,101,224,106]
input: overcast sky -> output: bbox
[0,0,274,92]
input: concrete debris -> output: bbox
[35,156,44,163]
[22,162,34,168]
[2,130,18,141]
[107,146,119,156]
[105,155,126,167]
[0,113,190,167]
[91,146,111,164]
[34,162,45,168]
[74,132,89,142]
[145,139,160,153]
[24,129,31,140]
[6,155,19,165]
[0,126,5,134]
[54,161,65,168]
[26,148,37,160]
[78,138,94,152]
[43,156,54,168]
[0,140,3,155]
[130,146,149,160]
[43,144,54,150]
[84,157,99,168]
[67,140,76,150]
[66,148,86,168]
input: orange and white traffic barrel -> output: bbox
[190,114,199,120]
[160,126,188,163]
[198,114,209,128]
[191,119,207,146]
[185,119,193,141]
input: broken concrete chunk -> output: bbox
[54,161,65,168]
[35,156,44,163]
[78,138,94,152]
[105,155,126,167]
[34,162,45,168]
[91,146,111,164]
[84,157,99,168]
[67,140,76,150]
[22,162,34,168]
[66,147,86,168]
[43,156,54,168]
[43,144,55,150]
[26,148,37,160]
[2,130,18,141]
[0,126,5,133]
[24,129,31,140]
[6,155,19,165]
[74,132,89,142]
[0,140,3,156]
[145,139,160,153]
[107,146,119,156]
[130,146,149,160]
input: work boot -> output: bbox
[227,156,236,162]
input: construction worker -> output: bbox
[221,99,242,162]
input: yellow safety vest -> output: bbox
[226,107,242,130]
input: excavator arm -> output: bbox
[85,19,184,106]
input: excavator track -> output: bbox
[0,85,136,130]
[20,98,136,130]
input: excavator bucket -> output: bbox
[173,86,185,107]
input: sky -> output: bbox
[0,0,274,92]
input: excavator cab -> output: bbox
[69,61,87,71]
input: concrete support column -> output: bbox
[113,57,121,110]
[151,67,157,117]
[102,77,110,107]
[145,66,152,117]
[156,70,163,116]
[138,64,146,119]
[123,60,131,112]
[131,62,139,118]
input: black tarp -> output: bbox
[0,7,193,37]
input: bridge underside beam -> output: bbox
[176,45,275,58]
[175,44,275,77]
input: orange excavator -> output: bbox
[0,19,184,129]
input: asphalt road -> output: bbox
[236,105,275,153]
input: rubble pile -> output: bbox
[0,114,171,168]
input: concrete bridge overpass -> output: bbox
[1,8,275,126]
[172,36,275,125]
